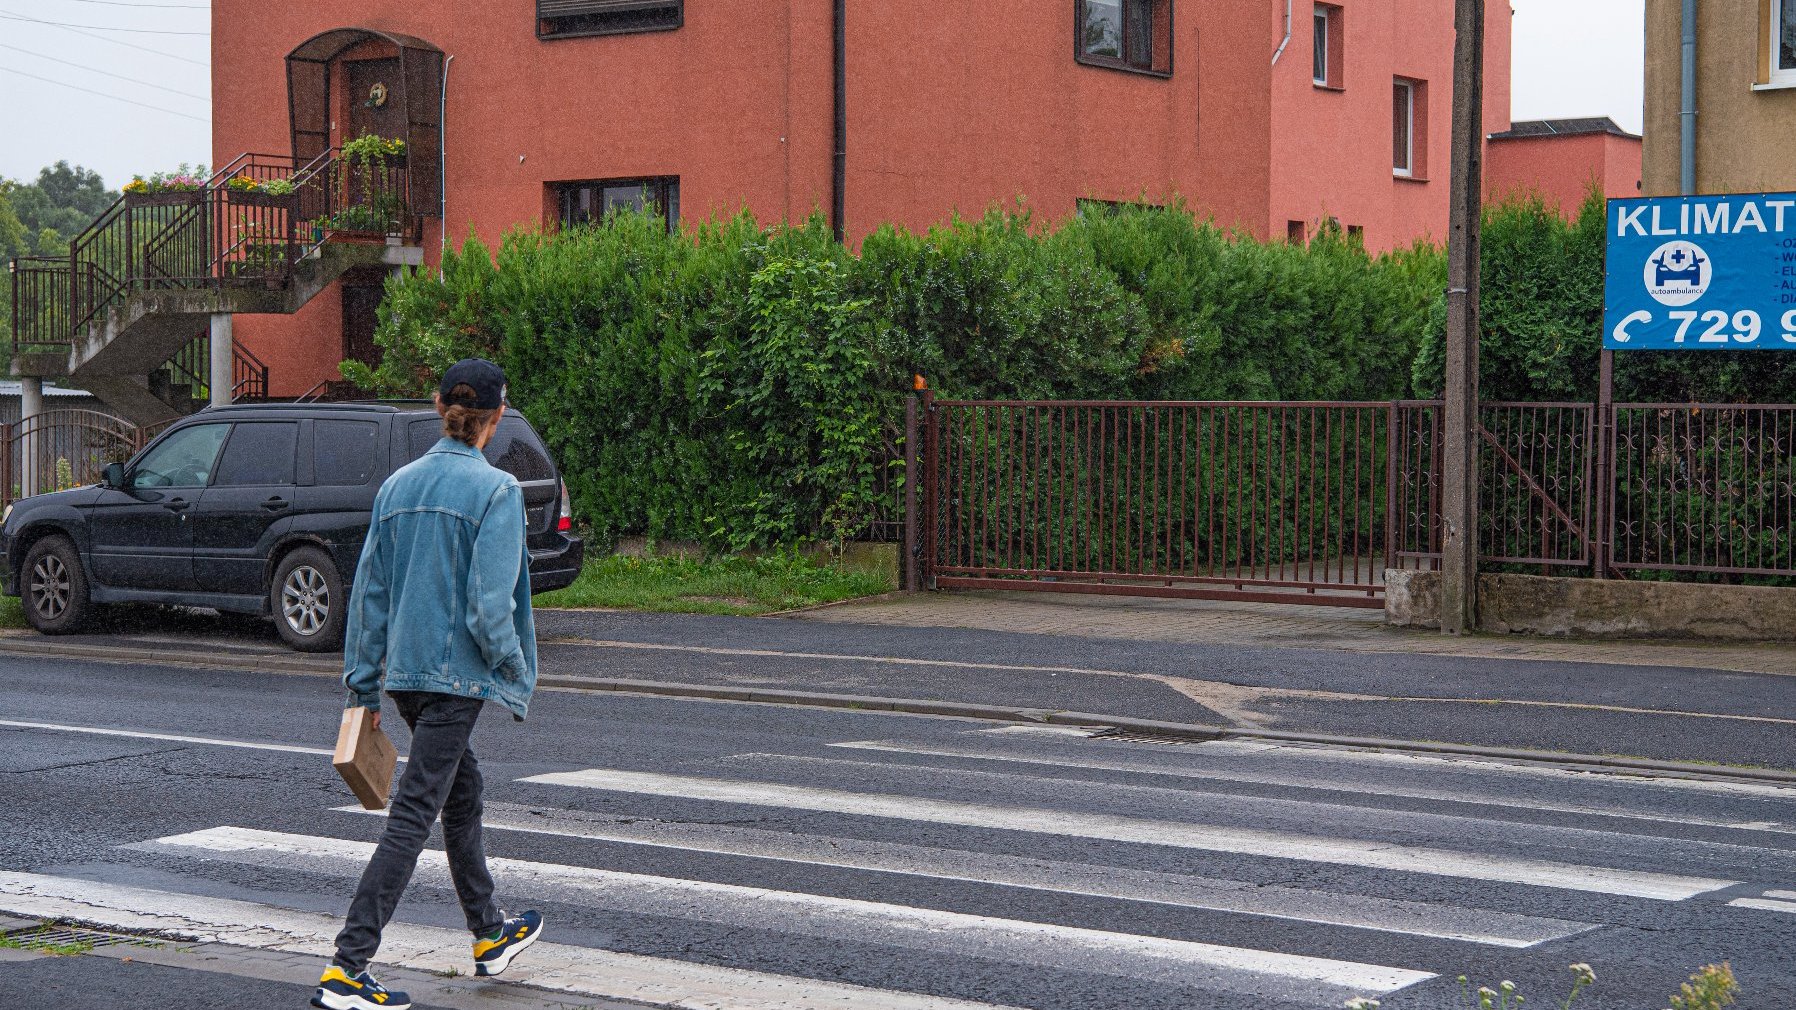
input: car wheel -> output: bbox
[271,547,345,652]
[21,536,94,635]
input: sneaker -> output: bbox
[472,909,544,977]
[311,965,411,1010]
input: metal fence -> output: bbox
[921,400,1396,606]
[909,396,1796,604]
[4,410,149,506]
[1609,404,1796,578]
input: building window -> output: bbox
[1077,0,1173,76]
[1773,0,1796,84]
[556,177,681,232]
[1392,78,1427,179]
[1393,80,1414,176]
[538,0,681,40]
[1313,4,1343,88]
[1287,220,1306,244]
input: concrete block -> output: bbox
[1480,572,1796,641]
[1384,569,1442,629]
[1384,569,1796,641]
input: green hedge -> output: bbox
[1413,190,1796,404]
[347,204,1441,550]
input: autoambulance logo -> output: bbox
[1643,240,1711,306]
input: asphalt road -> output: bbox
[1,651,1792,1009]
[26,604,1796,768]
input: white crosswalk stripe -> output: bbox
[1729,897,1796,914]
[134,826,1436,999]
[330,799,1594,947]
[0,871,1021,1010]
[519,768,1738,901]
[829,738,1796,834]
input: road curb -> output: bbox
[7,638,1793,787]
[0,639,331,678]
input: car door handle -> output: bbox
[162,498,190,513]
[262,497,291,512]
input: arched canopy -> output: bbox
[286,28,443,217]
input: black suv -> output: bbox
[2,402,584,651]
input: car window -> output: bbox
[213,422,299,487]
[315,420,381,486]
[408,416,555,482]
[485,417,555,482]
[131,424,230,489]
[408,418,440,461]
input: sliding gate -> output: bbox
[918,399,1405,607]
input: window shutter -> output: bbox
[538,0,677,16]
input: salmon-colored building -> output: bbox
[206,0,1515,398]
[1485,117,1642,218]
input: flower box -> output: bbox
[229,190,299,210]
[124,190,204,208]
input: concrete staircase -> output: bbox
[7,152,423,425]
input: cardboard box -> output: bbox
[333,707,398,810]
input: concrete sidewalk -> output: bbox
[793,590,1796,677]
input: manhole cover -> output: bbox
[1087,727,1215,746]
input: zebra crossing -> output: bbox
[4,719,1795,1009]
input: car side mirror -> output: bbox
[103,463,126,489]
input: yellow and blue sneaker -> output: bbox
[472,909,544,977]
[311,964,411,1010]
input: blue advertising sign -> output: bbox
[1603,192,1796,349]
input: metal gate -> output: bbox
[4,410,147,507]
[916,398,1401,607]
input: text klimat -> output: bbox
[1616,200,1796,237]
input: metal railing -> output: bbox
[7,147,416,357]
[8,257,73,352]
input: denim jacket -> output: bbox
[343,438,538,720]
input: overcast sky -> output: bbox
[0,1,1645,191]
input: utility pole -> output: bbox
[1440,0,1485,634]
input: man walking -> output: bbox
[314,360,543,1010]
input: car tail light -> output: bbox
[557,482,573,532]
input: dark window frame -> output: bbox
[538,1,682,41]
[554,176,681,233]
[1393,78,1415,176]
[1074,0,1174,78]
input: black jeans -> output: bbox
[333,691,504,975]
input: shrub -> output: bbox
[343,202,1530,550]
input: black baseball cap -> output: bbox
[439,358,508,410]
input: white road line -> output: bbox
[829,739,1796,835]
[0,871,1017,1010]
[331,800,1592,948]
[1161,737,1796,801]
[0,718,345,758]
[1767,889,1796,900]
[1727,897,1796,914]
[520,768,1736,901]
[136,826,1437,998]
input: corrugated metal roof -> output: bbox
[1488,117,1640,141]
[0,382,96,399]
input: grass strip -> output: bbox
[535,552,891,617]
